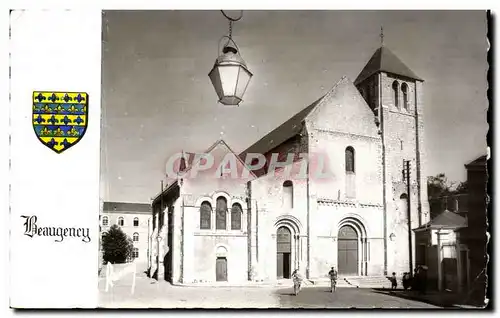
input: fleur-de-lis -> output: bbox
[47,138,57,148]
[63,94,72,102]
[61,116,71,125]
[34,115,46,124]
[60,139,71,148]
[75,94,85,103]
[48,115,59,125]
[69,127,79,136]
[74,116,84,125]
[49,93,58,102]
[36,93,46,102]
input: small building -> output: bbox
[100,201,152,267]
[416,154,488,297]
[413,210,468,291]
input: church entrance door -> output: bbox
[338,225,358,276]
[277,226,292,279]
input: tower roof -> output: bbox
[354,46,423,85]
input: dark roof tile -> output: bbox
[354,46,422,85]
[103,201,151,213]
[416,210,467,230]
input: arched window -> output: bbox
[216,196,227,230]
[392,81,399,108]
[133,232,139,242]
[102,216,109,226]
[401,83,409,110]
[231,203,242,230]
[200,201,212,230]
[117,217,124,226]
[133,248,139,258]
[345,147,356,198]
[283,181,294,209]
[133,217,139,227]
[345,147,355,173]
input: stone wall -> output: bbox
[380,72,427,275]
[250,168,308,281]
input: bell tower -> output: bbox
[354,40,430,275]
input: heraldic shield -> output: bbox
[32,91,88,154]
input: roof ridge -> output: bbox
[314,76,349,105]
[239,76,353,158]
[177,139,257,179]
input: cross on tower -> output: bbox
[380,26,384,47]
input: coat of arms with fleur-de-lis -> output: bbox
[32,91,88,153]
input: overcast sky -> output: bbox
[100,10,488,203]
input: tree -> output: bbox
[427,173,455,200]
[455,181,468,194]
[102,224,134,264]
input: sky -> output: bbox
[100,10,488,203]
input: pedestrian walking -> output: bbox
[292,269,303,296]
[328,267,338,293]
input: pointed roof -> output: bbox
[179,139,258,179]
[354,46,423,85]
[414,210,467,231]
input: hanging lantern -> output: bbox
[209,11,253,106]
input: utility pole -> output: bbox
[403,160,413,273]
[156,180,164,281]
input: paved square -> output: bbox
[99,275,440,308]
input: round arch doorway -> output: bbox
[338,225,359,276]
[276,226,292,279]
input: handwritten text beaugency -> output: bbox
[21,215,91,243]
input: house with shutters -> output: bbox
[148,45,430,284]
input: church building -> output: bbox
[148,45,430,284]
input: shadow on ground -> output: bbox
[273,286,441,308]
[370,288,485,309]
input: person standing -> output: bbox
[328,267,338,292]
[391,272,398,290]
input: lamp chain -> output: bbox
[228,20,233,39]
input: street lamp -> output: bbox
[209,10,253,106]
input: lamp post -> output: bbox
[209,10,253,106]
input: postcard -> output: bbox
[9,8,490,309]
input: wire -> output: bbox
[221,10,243,22]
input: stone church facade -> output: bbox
[148,46,430,284]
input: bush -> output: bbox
[102,224,134,264]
